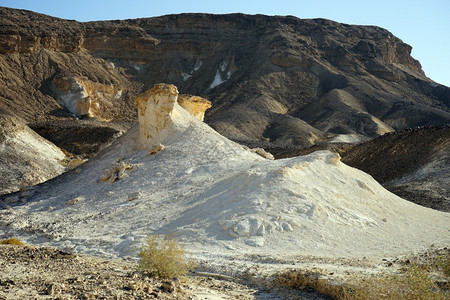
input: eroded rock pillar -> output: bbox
[134,83,179,149]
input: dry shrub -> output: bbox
[274,262,448,300]
[137,234,196,279]
[439,255,450,278]
[347,265,447,300]
[0,238,25,245]
[273,270,351,299]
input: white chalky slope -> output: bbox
[0,84,448,266]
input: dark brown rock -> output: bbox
[1,7,448,145]
[1,7,449,209]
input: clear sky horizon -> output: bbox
[1,0,449,87]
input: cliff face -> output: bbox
[0,7,449,151]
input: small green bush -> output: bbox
[0,237,24,245]
[137,234,196,279]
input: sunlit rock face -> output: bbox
[134,83,179,149]
[133,84,213,150]
[0,114,66,194]
[1,7,449,149]
[51,75,122,118]
[178,94,212,121]
[51,76,92,117]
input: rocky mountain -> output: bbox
[273,125,450,212]
[1,83,448,265]
[1,7,449,142]
[342,125,450,212]
[0,7,449,202]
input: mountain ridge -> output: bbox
[1,84,448,264]
[0,7,449,207]
[1,6,448,138]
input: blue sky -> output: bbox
[1,0,449,87]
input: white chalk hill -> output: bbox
[1,84,448,262]
[0,114,66,195]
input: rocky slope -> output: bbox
[0,6,449,206]
[1,84,447,261]
[342,125,450,212]
[273,125,450,212]
[1,7,449,146]
[0,114,67,194]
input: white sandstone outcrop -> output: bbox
[178,94,212,121]
[0,84,448,271]
[134,84,212,150]
[0,114,66,194]
[134,83,179,149]
[52,76,93,117]
[51,75,121,118]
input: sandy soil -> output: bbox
[1,88,448,299]
[0,244,264,300]
[0,244,337,300]
[2,244,448,300]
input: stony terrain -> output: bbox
[0,244,187,299]
[1,6,449,199]
[0,244,272,300]
[0,7,449,299]
[0,84,448,300]
[272,125,450,212]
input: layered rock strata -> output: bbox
[134,84,212,150]
[0,7,449,154]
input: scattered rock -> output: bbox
[147,144,165,156]
[0,245,190,299]
[100,159,134,183]
[160,281,176,293]
[127,191,141,201]
[45,283,62,296]
[66,197,83,205]
[250,147,275,160]
[3,196,19,204]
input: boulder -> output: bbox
[134,84,179,149]
[178,94,212,121]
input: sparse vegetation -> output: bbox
[0,237,25,245]
[137,234,196,279]
[273,270,351,299]
[274,250,449,300]
[347,264,447,300]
